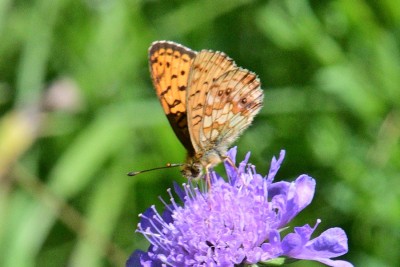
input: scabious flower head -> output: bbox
[128,147,352,267]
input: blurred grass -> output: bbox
[0,0,399,266]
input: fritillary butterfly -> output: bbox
[148,40,263,182]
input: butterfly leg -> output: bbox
[205,166,212,189]
[223,156,238,172]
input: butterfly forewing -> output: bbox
[149,41,197,153]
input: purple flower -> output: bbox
[128,147,352,267]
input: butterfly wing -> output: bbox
[187,50,263,153]
[149,41,197,153]
[203,68,263,149]
[186,50,236,152]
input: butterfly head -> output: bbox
[181,157,203,180]
[181,149,227,181]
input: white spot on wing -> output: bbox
[211,129,219,140]
[203,115,213,128]
[216,113,228,124]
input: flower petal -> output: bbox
[269,175,316,227]
[224,146,238,181]
[304,228,349,258]
[126,250,161,267]
[266,150,286,183]
[282,222,353,267]
[315,258,354,267]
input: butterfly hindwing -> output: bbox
[186,50,237,152]
[204,68,263,149]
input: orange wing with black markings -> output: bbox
[148,41,197,153]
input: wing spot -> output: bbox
[192,115,202,126]
[190,89,201,97]
[170,99,181,108]
[226,88,231,95]
[194,103,203,110]
[218,90,223,96]
[181,70,185,75]
[166,62,170,68]
[171,74,178,79]
[160,85,172,96]
[241,98,247,104]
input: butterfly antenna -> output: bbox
[127,163,183,176]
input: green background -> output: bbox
[1,0,399,266]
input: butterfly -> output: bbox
[148,40,263,183]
